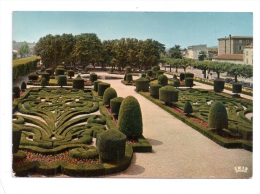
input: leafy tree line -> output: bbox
[34,33,165,70]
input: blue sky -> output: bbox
[12,11,253,49]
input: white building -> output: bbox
[243,44,253,65]
[185,44,208,60]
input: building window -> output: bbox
[239,40,242,43]
[246,40,249,44]
[238,46,242,50]
[246,51,248,56]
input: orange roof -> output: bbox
[213,54,243,60]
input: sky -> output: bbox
[12,11,253,49]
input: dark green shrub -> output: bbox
[28,72,38,81]
[184,72,194,78]
[125,66,132,74]
[147,70,153,77]
[90,73,98,82]
[150,84,162,98]
[180,73,185,81]
[94,81,102,92]
[41,77,48,88]
[57,75,67,87]
[21,81,26,91]
[118,96,143,137]
[156,70,165,78]
[152,66,160,72]
[41,72,50,81]
[73,75,84,90]
[157,74,168,86]
[214,79,225,92]
[110,97,124,117]
[173,80,180,88]
[125,74,133,83]
[232,83,242,94]
[136,77,149,92]
[141,73,146,78]
[96,129,126,162]
[13,124,22,153]
[103,87,117,106]
[13,85,20,98]
[46,68,53,75]
[67,70,74,79]
[98,82,110,97]
[40,66,45,72]
[185,78,194,88]
[184,101,193,115]
[69,146,98,159]
[173,74,178,79]
[208,101,228,130]
[159,86,179,105]
[55,68,65,76]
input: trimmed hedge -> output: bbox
[73,75,84,90]
[147,70,153,77]
[41,77,48,87]
[157,74,168,86]
[214,79,225,92]
[98,82,110,97]
[28,72,38,81]
[159,86,179,105]
[185,78,194,88]
[90,73,98,82]
[103,87,117,106]
[46,68,53,75]
[208,101,228,130]
[232,83,242,94]
[94,81,102,92]
[69,146,99,159]
[156,70,165,78]
[125,66,132,74]
[41,72,50,81]
[173,80,180,88]
[180,72,185,81]
[55,68,65,76]
[13,85,20,98]
[184,100,193,115]
[118,96,143,137]
[150,84,162,98]
[110,97,124,117]
[184,72,194,78]
[135,77,149,92]
[125,74,133,83]
[21,81,27,91]
[57,75,67,87]
[67,70,74,78]
[13,56,39,79]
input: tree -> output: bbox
[211,61,227,79]
[226,63,242,82]
[241,65,253,80]
[194,61,211,79]
[198,51,207,61]
[169,45,183,59]
[19,43,29,58]
[184,101,193,115]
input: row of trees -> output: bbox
[34,33,165,70]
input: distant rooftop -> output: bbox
[218,36,253,40]
[212,54,243,60]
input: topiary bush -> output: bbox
[159,86,179,105]
[13,85,20,98]
[125,66,132,74]
[98,82,111,97]
[180,73,185,81]
[21,81,26,91]
[157,74,168,86]
[94,81,102,92]
[152,65,160,72]
[46,68,53,75]
[28,72,38,81]
[41,77,48,88]
[90,73,98,82]
[41,72,50,81]
[150,84,162,98]
[103,87,117,106]
[136,77,149,92]
[156,70,165,78]
[13,124,22,153]
[184,72,194,78]
[232,83,242,94]
[147,70,153,77]
[173,80,180,88]
[73,75,84,90]
[69,146,99,159]
[184,101,193,115]
[125,74,133,83]
[57,75,67,87]
[110,97,124,118]
[185,78,194,88]
[67,70,75,79]
[96,129,126,163]
[173,74,178,79]
[214,79,225,92]
[208,101,228,130]
[118,96,143,137]
[55,68,65,76]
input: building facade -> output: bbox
[243,44,253,65]
[184,44,208,60]
[212,54,244,64]
[218,35,253,55]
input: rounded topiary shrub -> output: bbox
[157,74,168,86]
[159,86,179,105]
[136,77,149,92]
[125,74,133,83]
[28,72,38,81]
[185,78,194,88]
[118,96,143,137]
[67,70,74,78]
[13,85,20,98]
[156,70,165,78]
[57,75,67,87]
[41,72,50,81]
[125,66,132,74]
[152,65,160,72]
[90,73,98,82]
[180,73,185,81]
[208,101,228,130]
[147,70,153,77]
[184,72,194,78]
[103,87,117,106]
[232,83,242,94]
[184,101,193,115]
[173,80,180,88]
[214,79,225,92]
[110,97,124,117]
[96,129,126,162]
[46,68,53,75]
[73,75,84,89]
[150,84,162,98]
[41,77,48,88]
[98,82,110,97]
[21,81,26,91]
[55,68,65,76]
[94,80,102,92]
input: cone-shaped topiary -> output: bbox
[118,96,143,137]
[73,75,84,89]
[208,101,228,130]
[214,79,225,92]
[185,78,194,88]
[96,129,126,162]
[157,74,168,86]
[41,77,48,88]
[159,86,179,105]
[94,80,102,92]
[232,83,242,94]
[90,73,98,82]
[184,101,193,115]
[67,70,74,79]
[98,82,110,97]
[103,87,117,106]
[136,77,149,92]
[13,85,20,98]
[110,97,124,117]
[21,81,26,91]
[57,75,67,87]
